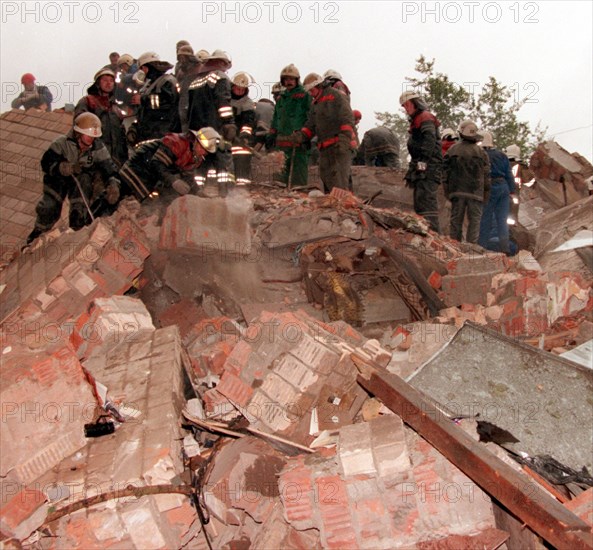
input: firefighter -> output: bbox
[267,64,311,186]
[119,127,222,201]
[400,90,443,233]
[323,69,351,99]
[296,73,357,193]
[360,126,400,168]
[175,44,202,133]
[441,127,459,156]
[25,113,120,245]
[230,72,256,185]
[11,73,53,112]
[444,120,491,244]
[478,131,515,255]
[128,52,179,145]
[75,68,128,166]
[187,49,235,196]
[114,54,139,116]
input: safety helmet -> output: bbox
[353,109,362,122]
[93,68,116,82]
[399,90,421,105]
[505,144,521,161]
[480,131,494,148]
[196,49,210,62]
[207,49,232,65]
[138,51,160,67]
[323,69,342,80]
[232,71,254,88]
[117,54,134,68]
[191,127,222,153]
[176,40,191,50]
[21,73,36,85]
[458,119,483,140]
[441,127,457,140]
[280,64,300,80]
[303,72,324,91]
[271,82,283,94]
[73,112,102,138]
[176,45,194,58]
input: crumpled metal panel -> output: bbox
[407,322,593,473]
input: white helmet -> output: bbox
[323,69,342,80]
[480,131,494,148]
[138,51,160,67]
[73,112,102,138]
[441,127,458,140]
[458,119,483,140]
[191,127,222,153]
[505,144,521,161]
[303,72,324,91]
[399,90,421,105]
[207,49,232,66]
[231,71,255,88]
[117,54,134,68]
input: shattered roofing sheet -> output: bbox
[407,322,593,472]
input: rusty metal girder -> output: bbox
[356,366,593,550]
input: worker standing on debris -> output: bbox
[11,73,53,112]
[478,132,516,255]
[504,144,534,225]
[323,69,351,99]
[119,127,222,201]
[75,68,128,166]
[359,126,400,168]
[230,72,256,185]
[267,64,311,186]
[128,52,180,145]
[174,44,202,133]
[186,49,236,196]
[25,113,121,246]
[297,72,357,193]
[400,91,443,233]
[444,120,491,244]
[114,54,139,116]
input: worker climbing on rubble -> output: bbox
[119,127,222,201]
[230,72,256,185]
[478,131,517,255]
[267,64,311,187]
[400,90,443,233]
[359,126,401,168]
[296,72,357,193]
[440,127,459,156]
[75,68,129,166]
[186,49,236,196]
[127,52,180,145]
[504,144,535,225]
[11,73,53,112]
[25,113,121,246]
[444,119,491,244]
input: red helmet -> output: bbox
[21,73,36,85]
[353,109,362,121]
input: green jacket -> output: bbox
[271,85,311,137]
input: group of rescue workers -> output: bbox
[13,46,532,257]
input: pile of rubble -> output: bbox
[1,111,592,549]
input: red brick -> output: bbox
[0,487,46,534]
[217,371,254,407]
[428,271,442,290]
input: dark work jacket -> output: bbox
[11,85,53,111]
[231,93,256,141]
[406,109,442,183]
[485,148,515,193]
[444,139,491,201]
[187,70,234,132]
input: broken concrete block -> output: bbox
[0,343,97,484]
[0,485,47,541]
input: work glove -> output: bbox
[59,161,81,177]
[221,124,237,141]
[291,130,304,146]
[105,181,120,205]
[172,179,191,196]
[265,133,276,150]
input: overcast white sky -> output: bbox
[1,0,591,160]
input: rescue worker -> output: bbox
[11,73,53,111]
[119,127,222,201]
[441,127,459,156]
[360,126,400,168]
[254,96,275,151]
[128,52,179,145]
[115,54,139,115]
[323,69,351,99]
[25,113,120,245]
[443,120,490,244]
[400,90,443,233]
[267,64,311,186]
[104,52,120,73]
[504,144,534,225]
[174,44,202,133]
[297,73,357,193]
[478,131,515,255]
[75,68,128,166]
[230,72,256,185]
[187,49,235,196]
[271,82,283,103]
